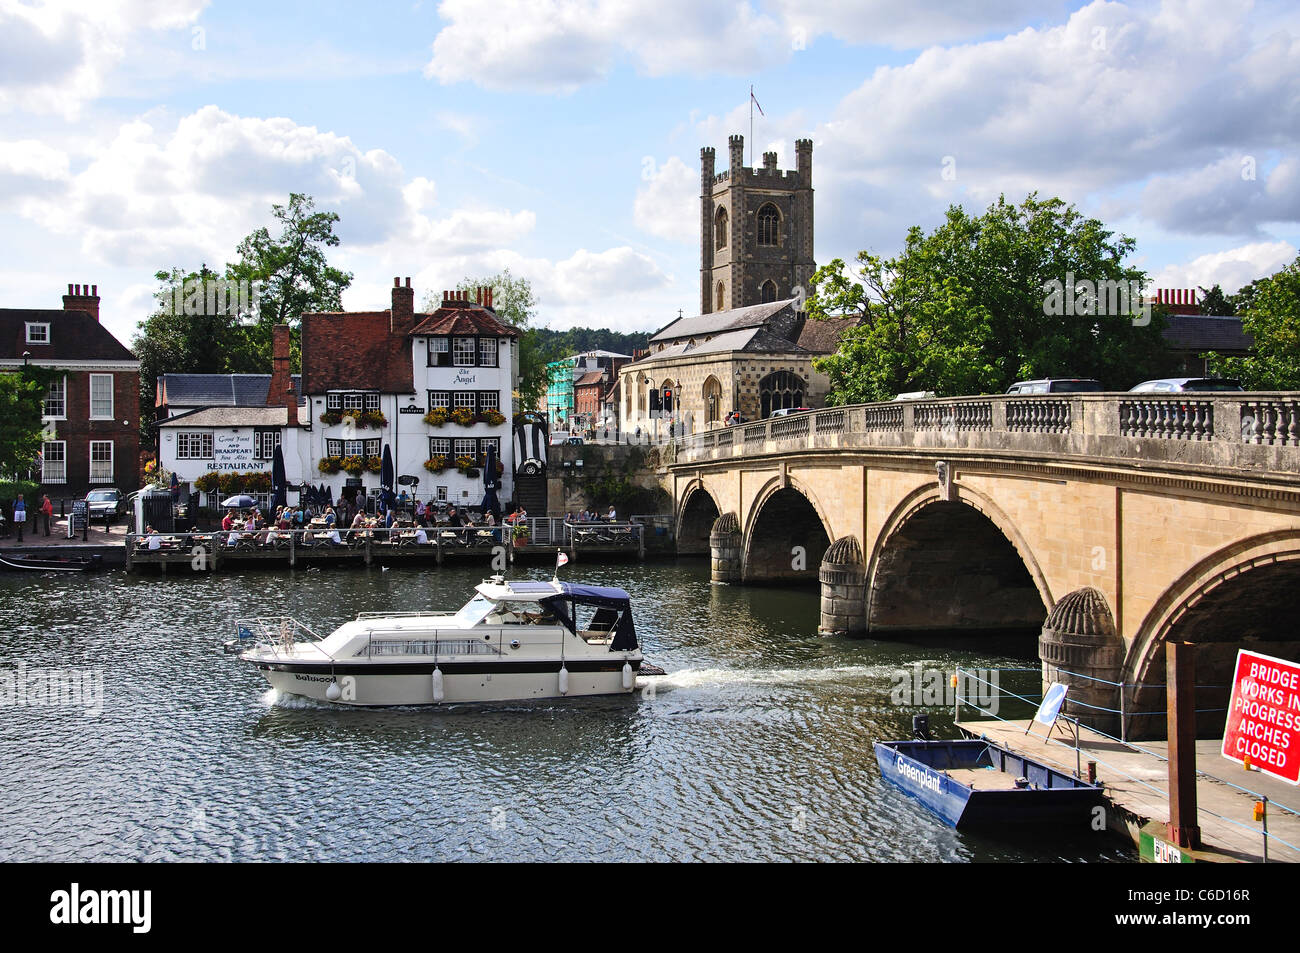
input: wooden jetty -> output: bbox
[958,718,1300,863]
[125,519,645,573]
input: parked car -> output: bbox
[892,391,937,401]
[548,431,572,446]
[85,488,126,522]
[564,436,584,446]
[770,406,812,418]
[1005,379,1104,394]
[1128,377,1243,393]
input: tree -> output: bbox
[1197,284,1235,316]
[809,194,1173,403]
[0,366,53,488]
[423,269,558,412]
[132,194,352,434]
[1205,255,1300,389]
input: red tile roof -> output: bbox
[574,371,605,387]
[301,311,414,394]
[410,304,520,338]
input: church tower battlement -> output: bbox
[699,134,814,314]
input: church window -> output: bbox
[757,204,780,246]
[761,280,777,303]
[715,206,728,250]
[716,281,725,312]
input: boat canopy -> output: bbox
[539,584,638,651]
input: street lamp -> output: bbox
[22,350,31,368]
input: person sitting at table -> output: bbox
[414,526,429,545]
[350,509,366,530]
[324,506,337,527]
[483,511,496,527]
[222,510,234,533]
[146,526,162,550]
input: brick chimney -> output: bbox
[391,276,415,334]
[270,324,298,426]
[63,282,100,322]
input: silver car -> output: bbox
[1128,377,1243,393]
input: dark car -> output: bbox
[1129,377,1243,393]
[1005,379,1104,394]
[85,488,126,522]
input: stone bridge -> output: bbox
[665,393,1300,738]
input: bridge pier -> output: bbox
[819,536,866,637]
[709,513,742,584]
[1039,587,1123,737]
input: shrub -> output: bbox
[423,457,448,473]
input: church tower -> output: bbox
[700,134,814,314]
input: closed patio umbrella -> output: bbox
[381,444,394,509]
[481,443,501,523]
[271,445,287,510]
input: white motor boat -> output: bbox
[236,577,658,706]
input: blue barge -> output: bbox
[874,738,1105,829]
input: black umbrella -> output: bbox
[169,470,179,502]
[481,443,501,522]
[381,444,394,508]
[271,445,287,510]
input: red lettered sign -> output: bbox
[1222,649,1300,784]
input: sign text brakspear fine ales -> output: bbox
[1221,648,1300,784]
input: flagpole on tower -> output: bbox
[749,86,764,167]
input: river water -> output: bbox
[0,559,1134,862]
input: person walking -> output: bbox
[13,494,26,542]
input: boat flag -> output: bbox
[556,552,569,571]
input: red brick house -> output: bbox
[0,284,141,498]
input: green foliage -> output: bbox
[133,194,352,437]
[809,194,1172,403]
[1205,255,1300,389]
[0,367,55,482]
[534,327,651,356]
[584,471,668,515]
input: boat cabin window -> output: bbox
[483,601,558,625]
[573,603,626,636]
[453,594,497,628]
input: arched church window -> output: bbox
[757,204,780,246]
[716,281,725,312]
[758,370,804,418]
[761,280,777,303]
[715,206,728,250]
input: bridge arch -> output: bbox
[741,476,833,584]
[866,485,1051,635]
[676,482,721,555]
[1125,530,1300,739]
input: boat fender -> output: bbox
[432,666,445,703]
[325,681,342,702]
[622,662,633,690]
[558,664,569,696]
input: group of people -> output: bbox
[1,493,55,542]
[566,507,618,523]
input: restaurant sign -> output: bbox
[210,432,259,471]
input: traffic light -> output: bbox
[662,388,674,414]
[649,388,661,416]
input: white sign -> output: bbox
[212,432,257,471]
[1034,682,1069,726]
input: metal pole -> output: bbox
[1166,641,1201,849]
[1262,797,1269,864]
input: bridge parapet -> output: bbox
[676,394,1300,478]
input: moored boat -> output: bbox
[236,576,658,705]
[0,552,103,573]
[874,738,1105,828]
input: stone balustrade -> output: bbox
[675,393,1300,478]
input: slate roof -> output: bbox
[649,298,798,343]
[633,326,812,365]
[158,373,301,408]
[301,311,415,394]
[0,308,137,363]
[1161,314,1253,353]
[159,406,290,427]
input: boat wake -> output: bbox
[644,663,894,692]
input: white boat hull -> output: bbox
[260,664,637,706]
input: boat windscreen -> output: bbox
[452,594,497,627]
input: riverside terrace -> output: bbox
[666,392,1300,741]
[124,519,646,573]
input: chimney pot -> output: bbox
[91,285,97,296]
[67,283,74,295]
[394,277,400,287]
[405,277,411,288]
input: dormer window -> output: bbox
[25,322,50,345]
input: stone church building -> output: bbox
[619,134,852,434]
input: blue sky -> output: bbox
[1,0,1297,349]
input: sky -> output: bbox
[0,0,1297,350]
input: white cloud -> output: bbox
[423,0,1078,92]
[425,0,784,92]
[633,156,697,243]
[1149,241,1297,295]
[0,0,206,117]
[551,246,667,299]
